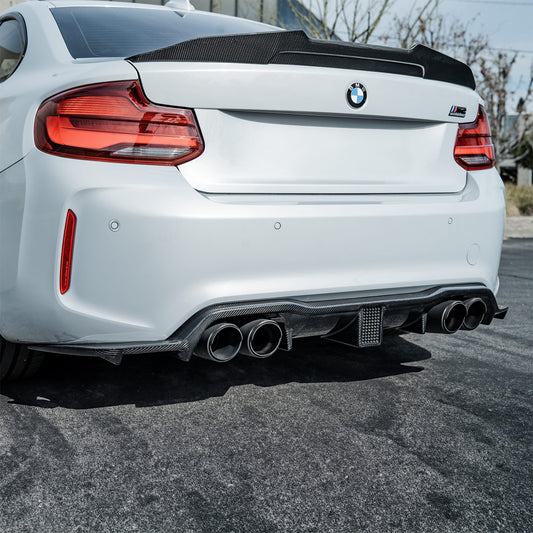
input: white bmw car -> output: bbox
[0,0,507,380]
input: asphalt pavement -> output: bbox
[1,240,532,533]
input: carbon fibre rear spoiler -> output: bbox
[128,30,475,90]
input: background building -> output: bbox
[194,0,277,24]
[1,0,310,29]
[0,0,23,10]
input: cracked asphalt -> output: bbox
[1,239,532,533]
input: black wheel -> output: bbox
[0,337,44,382]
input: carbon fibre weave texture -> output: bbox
[128,30,475,89]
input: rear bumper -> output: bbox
[0,150,505,344]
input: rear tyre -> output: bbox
[0,337,44,382]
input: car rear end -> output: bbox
[0,1,507,366]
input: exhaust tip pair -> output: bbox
[195,319,283,363]
[427,298,487,334]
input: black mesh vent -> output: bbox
[358,307,384,347]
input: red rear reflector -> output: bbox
[454,105,495,171]
[35,81,204,166]
[60,210,76,294]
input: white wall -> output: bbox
[192,0,277,21]
[1,0,25,13]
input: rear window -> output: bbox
[51,6,278,59]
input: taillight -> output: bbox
[35,81,204,165]
[60,210,76,294]
[454,105,495,171]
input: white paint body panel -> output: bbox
[1,149,505,343]
[181,110,465,194]
[0,1,505,345]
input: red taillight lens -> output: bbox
[35,81,204,165]
[60,210,76,294]
[454,105,495,171]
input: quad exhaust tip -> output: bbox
[239,319,283,359]
[462,298,488,330]
[426,300,467,334]
[195,323,243,363]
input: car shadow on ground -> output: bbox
[1,336,431,409]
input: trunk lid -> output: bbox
[130,32,480,194]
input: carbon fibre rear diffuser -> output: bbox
[30,284,507,362]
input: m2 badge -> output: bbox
[449,105,467,118]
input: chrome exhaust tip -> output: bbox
[239,319,283,358]
[194,323,243,363]
[426,300,467,334]
[461,298,487,331]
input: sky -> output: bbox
[437,0,532,53]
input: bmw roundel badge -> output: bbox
[347,82,367,108]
